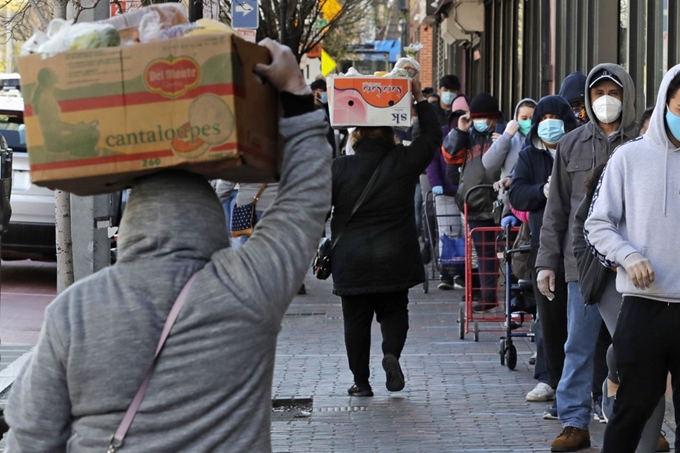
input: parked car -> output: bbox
[0,76,121,261]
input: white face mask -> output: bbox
[592,95,623,124]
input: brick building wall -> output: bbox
[417,24,434,89]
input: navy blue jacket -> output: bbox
[509,95,579,248]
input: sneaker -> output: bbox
[601,379,614,423]
[453,275,465,289]
[657,431,670,452]
[529,352,537,365]
[526,382,555,402]
[543,401,558,420]
[550,427,591,452]
[593,396,606,423]
[382,354,405,392]
[347,383,373,397]
[438,281,454,290]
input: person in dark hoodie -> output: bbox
[509,95,578,408]
[585,64,680,453]
[443,92,504,312]
[536,64,637,452]
[331,79,441,397]
[558,72,589,126]
[3,39,332,453]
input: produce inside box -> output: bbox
[18,6,281,196]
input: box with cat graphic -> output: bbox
[328,76,412,128]
[18,33,281,195]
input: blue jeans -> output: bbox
[557,282,602,429]
[232,210,263,249]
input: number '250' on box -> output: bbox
[18,33,281,196]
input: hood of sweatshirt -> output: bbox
[584,63,637,138]
[513,97,537,123]
[117,170,230,263]
[558,72,587,104]
[641,64,680,216]
[524,95,579,150]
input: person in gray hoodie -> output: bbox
[536,63,637,452]
[585,64,680,453]
[2,39,331,453]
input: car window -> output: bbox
[0,113,26,152]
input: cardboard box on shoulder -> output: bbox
[18,33,281,196]
[328,76,411,128]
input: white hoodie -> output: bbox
[585,64,680,302]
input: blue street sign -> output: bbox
[232,0,259,29]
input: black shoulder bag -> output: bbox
[313,158,386,280]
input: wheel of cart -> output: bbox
[499,222,535,371]
[458,302,465,340]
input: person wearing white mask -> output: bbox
[535,64,637,452]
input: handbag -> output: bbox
[108,274,197,453]
[312,157,386,280]
[230,184,267,238]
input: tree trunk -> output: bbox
[55,190,74,293]
[51,0,74,293]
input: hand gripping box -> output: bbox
[328,76,411,128]
[18,33,281,196]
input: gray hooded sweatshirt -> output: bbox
[482,98,537,178]
[4,110,332,452]
[586,64,680,302]
[536,63,637,282]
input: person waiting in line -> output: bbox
[637,106,654,136]
[443,92,504,312]
[509,96,578,414]
[558,72,589,126]
[536,64,637,452]
[425,108,468,290]
[311,78,337,155]
[330,79,440,397]
[3,39,332,453]
[585,65,680,453]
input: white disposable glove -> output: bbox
[537,269,556,301]
[505,120,519,136]
[622,252,655,289]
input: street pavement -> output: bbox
[272,274,676,453]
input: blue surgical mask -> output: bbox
[666,107,680,142]
[319,92,328,104]
[518,119,532,136]
[473,120,490,133]
[537,119,565,144]
[441,91,457,106]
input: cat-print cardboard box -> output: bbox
[328,76,411,128]
[18,33,281,195]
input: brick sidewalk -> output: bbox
[272,274,675,453]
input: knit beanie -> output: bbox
[469,93,500,118]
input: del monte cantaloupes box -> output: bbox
[18,33,280,195]
[328,76,411,128]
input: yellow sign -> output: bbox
[321,50,337,76]
[320,0,342,21]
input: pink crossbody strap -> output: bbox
[108,274,197,453]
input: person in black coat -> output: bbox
[508,95,578,398]
[331,80,441,397]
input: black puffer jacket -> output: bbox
[330,101,441,296]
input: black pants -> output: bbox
[341,290,410,385]
[529,246,568,389]
[603,296,680,453]
[468,219,498,304]
[592,321,612,399]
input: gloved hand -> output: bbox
[500,215,518,229]
[432,185,444,195]
[537,269,556,301]
[622,252,655,289]
[505,120,519,136]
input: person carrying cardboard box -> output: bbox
[3,39,332,453]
